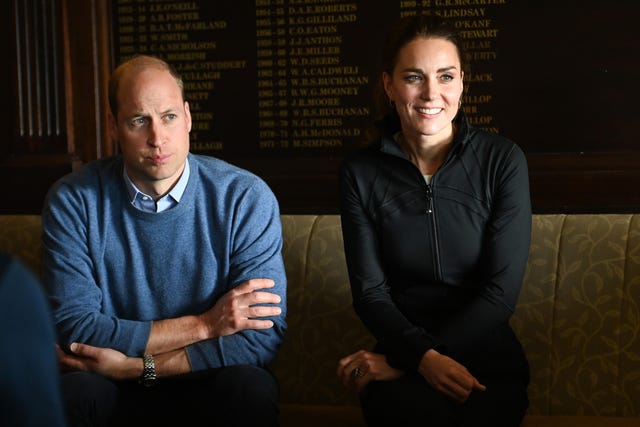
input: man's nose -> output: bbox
[147,121,164,147]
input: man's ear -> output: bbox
[107,112,119,147]
[184,101,192,133]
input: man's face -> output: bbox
[110,67,191,197]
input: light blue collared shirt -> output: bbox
[123,158,190,213]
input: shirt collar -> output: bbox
[123,158,190,212]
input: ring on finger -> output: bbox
[352,367,364,379]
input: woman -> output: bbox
[336,15,531,427]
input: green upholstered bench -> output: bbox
[1,214,639,427]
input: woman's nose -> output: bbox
[420,81,435,100]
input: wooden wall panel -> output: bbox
[2,0,112,214]
[2,0,71,214]
[2,1,639,214]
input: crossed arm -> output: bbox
[58,278,282,380]
[44,173,287,381]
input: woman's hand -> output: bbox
[337,349,404,393]
[418,348,486,403]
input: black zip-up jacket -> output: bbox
[339,111,531,376]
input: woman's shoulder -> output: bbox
[465,126,525,158]
[341,141,387,174]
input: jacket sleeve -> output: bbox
[433,144,532,361]
[339,158,437,370]
[185,181,287,370]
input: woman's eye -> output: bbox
[440,74,454,82]
[405,75,422,83]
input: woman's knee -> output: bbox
[361,376,454,427]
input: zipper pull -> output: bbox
[426,184,433,214]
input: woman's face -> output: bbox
[383,37,464,141]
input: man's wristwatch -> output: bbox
[140,354,157,387]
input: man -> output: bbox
[0,253,67,427]
[41,55,287,426]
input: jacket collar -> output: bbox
[377,110,471,159]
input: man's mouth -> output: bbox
[148,154,170,164]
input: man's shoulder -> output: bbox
[190,153,248,172]
[54,156,122,187]
[189,154,278,212]
[44,156,123,209]
[189,153,266,188]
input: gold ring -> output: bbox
[353,367,364,378]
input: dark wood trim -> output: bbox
[232,151,640,215]
[528,152,640,213]
[225,156,343,214]
[3,1,640,215]
[61,0,112,164]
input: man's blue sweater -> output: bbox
[41,153,287,371]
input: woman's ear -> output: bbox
[382,71,393,102]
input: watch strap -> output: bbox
[140,354,157,387]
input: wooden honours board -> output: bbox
[112,0,640,212]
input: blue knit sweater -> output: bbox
[41,153,287,371]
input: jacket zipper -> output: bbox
[426,183,434,214]
[425,182,442,282]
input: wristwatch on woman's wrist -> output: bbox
[140,354,157,387]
